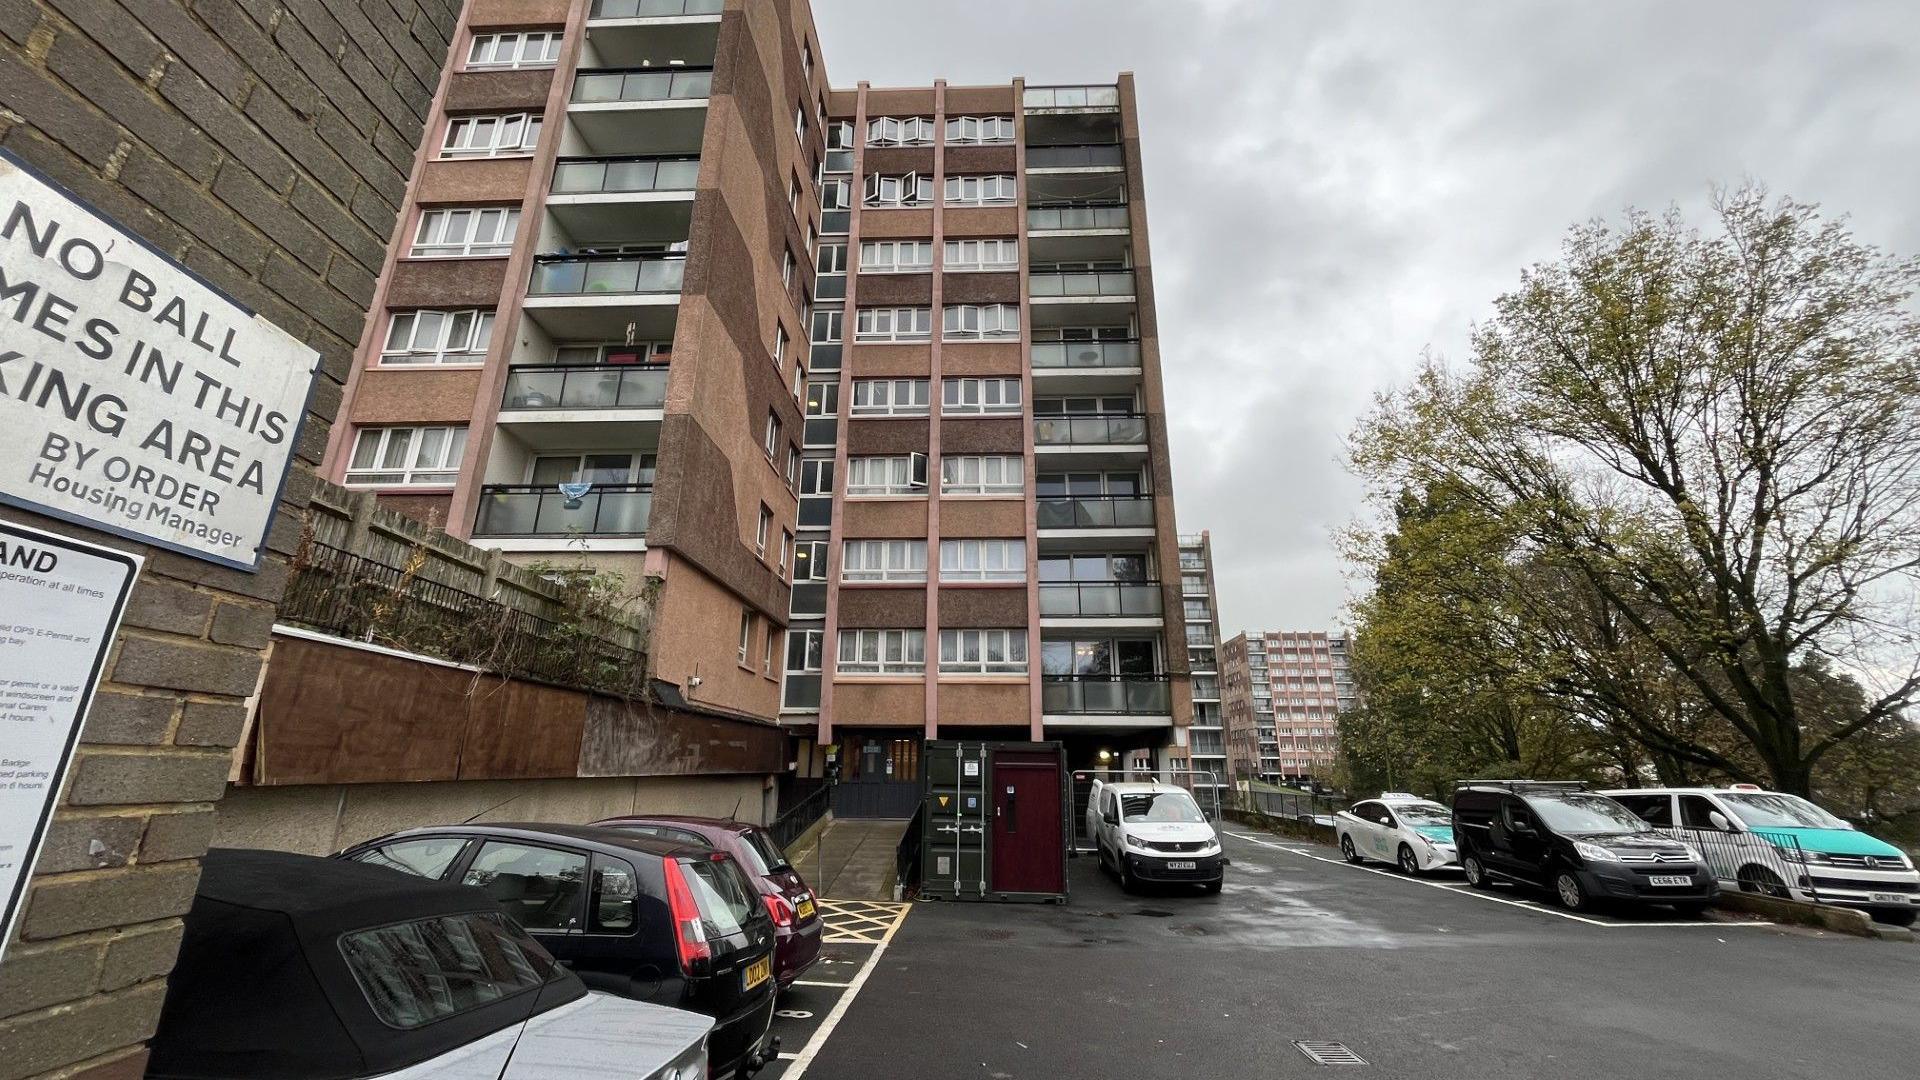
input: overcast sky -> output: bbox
[813,0,1920,638]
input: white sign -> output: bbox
[0,520,140,963]
[0,150,320,571]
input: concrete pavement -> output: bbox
[786,817,911,901]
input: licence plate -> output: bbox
[1871,893,1909,905]
[1648,875,1691,887]
[1167,860,1196,870]
[743,956,771,991]
[795,897,816,921]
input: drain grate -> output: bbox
[1294,1041,1367,1066]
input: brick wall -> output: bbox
[0,2,458,1077]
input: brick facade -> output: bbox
[0,2,458,1077]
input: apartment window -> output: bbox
[755,504,772,558]
[410,207,520,258]
[842,539,927,582]
[801,41,814,81]
[826,120,854,150]
[795,104,808,144]
[944,174,1017,206]
[380,310,494,366]
[863,173,933,207]
[738,610,753,665]
[467,31,561,70]
[793,539,829,582]
[853,307,931,342]
[942,377,1022,415]
[345,426,467,487]
[551,341,670,366]
[850,378,930,415]
[816,243,849,277]
[788,628,825,673]
[859,240,933,274]
[442,113,541,158]
[944,238,1018,271]
[788,175,801,215]
[781,250,795,288]
[779,529,794,574]
[866,116,935,146]
[799,459,835,496]
[939,629,1028,674]
[945,115,1015,144]
[811,308,844,343]
[837,628,925,675]
[786,446,801,490]
[809,176,849,212]
[942,304,1020,340]
[763,410,781,459]
[773,325,789,366]
[846,453,928,495]
[939,539,1026,582]
[941,454,1023,495]
[764,625,777,676]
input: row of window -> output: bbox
[861,173,1017,208]
[863,115,1016,146]
[842,538,1026,583]
[819,376,1021,417]
[851,305,1020,342]
[853,238,1019,273]
[831,628,1029,675]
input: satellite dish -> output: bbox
[558,481,593,509]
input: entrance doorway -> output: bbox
[830,731,922,818]
[991,748,1065,895]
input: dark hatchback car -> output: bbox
[1453,781,1718,914]
[340,823,778,1078]
[593,814,824,989]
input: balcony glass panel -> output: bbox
[529,255,686,295]
[1041,674,1171,714]
[1038,581,1162,618]
[475,484,653,537]
[551,156,700,194]
[1026,144,1124,169]
[1030,340,1140,369]
[502,365,668,410]
[1029,270,1134,297]
[1036,494,1154,529]
[572,67,713,104]
[1023,86,1121,109]
[1033,414,1147,446]
[782,673,821,710]
[1027,205,1128,231]
[591,0,723,16]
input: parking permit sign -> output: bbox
[0,520,140,964]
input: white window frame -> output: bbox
[939,629,1028,674]
[788,627,825,672]
[795,104,808,144]
[738,610,753,665]
[939,539,1026,582]
[755,504,772,558]
[849,378,930,416]
[842,539,928,582]
[858,240,934,274]
[941,454,1024,495]
[863,172,933,207]
[845,453,928,495]
[944,174,1017,206]
[410,207,520,258]
[942,377,1022,415]
[793,538,830,581]
[943,238,1018,272]
[853,307,931,343]
[466,31,561,70]
[944,115,1015,145]
[763,411,781,459]
[799,459,835,497]
[837,628,926,675]
[379,309,494,367]
[344,425,467,487]
[819,176,851,211]
[942,304,1020,340]
[779,529,794,574]
[811,308,844,344]
[826,120,854,150]
[441,113,541,159]
[866,116,935,146]
[773,324,789,366]
[816,243,849,276]
[764,625,777,675]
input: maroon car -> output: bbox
[593,815,822,989]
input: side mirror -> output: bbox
[1103,811,1119,826]
[1509,819,1535,836]
[1708,811,1732,832]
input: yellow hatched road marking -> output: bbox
[816,898,910,944]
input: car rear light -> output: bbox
[764,893,794,927]
[662,859,712,974]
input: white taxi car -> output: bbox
[1335,793,1459,875]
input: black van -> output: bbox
[340,823,778,1078]
[1451,782,1718,914]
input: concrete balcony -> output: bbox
[567,66,710,156]
[547,155,698,242]
[522,252,683,339]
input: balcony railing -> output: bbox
[474,483,654,537]
[591,0,723,16]
[552,155,700,195]
[1036,493,1154,529]
[1023,85,1120,109]
[1026,144,1123,169]
[528,253,686,296]
[1033,413,1147,447]
[1042,674,1171,715]
[1031,340,1140,369]
[572,66,714,104]
[501,364,668,411]
[1027,204,1128,231]
[1039,580,1162,618]
[1029,270,1134,298]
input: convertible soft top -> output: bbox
[147,848,585,1080]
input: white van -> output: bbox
[1086,779,1224,893]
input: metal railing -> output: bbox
[281,541,647,696]
[1243,788,1350,827]
[1038,580,1162,618]
[501,364,667,411]
[1026,144,1124,169]
[572,66,714,104]
[1036,493,1154,529]
[1033,413,1147,446]
[1029,269,1134,297]
[590,0,722,16]
[1041,674,1172,715]
[473,483,654,537]
[769,783,831,851]
[1027,204,1129,231]
[1667,825,1834,904]
[552,155,700,195]
[528,253,686,296]
[1031,339,1140,368]
[1023,85,1120,109]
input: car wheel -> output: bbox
[1462,854,1491,889]
[1397,844,1422,877]
[1118,857,1135,893]
[1340,835,1362,864]
[1736,865,1790,899]
[1670,902,1709,918]
[1872,908,1918,928]
[1553,871,1589,911]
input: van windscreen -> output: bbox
[1526,793,1650,835]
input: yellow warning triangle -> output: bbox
[938,795,950,807]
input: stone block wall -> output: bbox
[0,2,459,1077]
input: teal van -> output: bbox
[1604,786,1919,926]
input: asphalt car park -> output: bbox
[788,831,1920,1080]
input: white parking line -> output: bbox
[1223,831,1773,929]
[779,902,911,1078]
[789,979,851,988]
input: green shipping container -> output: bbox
[915,741,1068,903]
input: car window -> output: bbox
[1717,792,1851,830]
[1119,791,1205,823]
[682,858,754,936]
[740,829,792,875]
[1350,801,1381,824]
[1612,794,1673,827]
[340,911,557,1030]
[462,842,588,932]
[1680,795,1732,830]
[1504,799,1538,832]
[351,837,469,880]
[1393,803,1452,827]
[590,854,640,934]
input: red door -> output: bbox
[991,751,1064,895]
